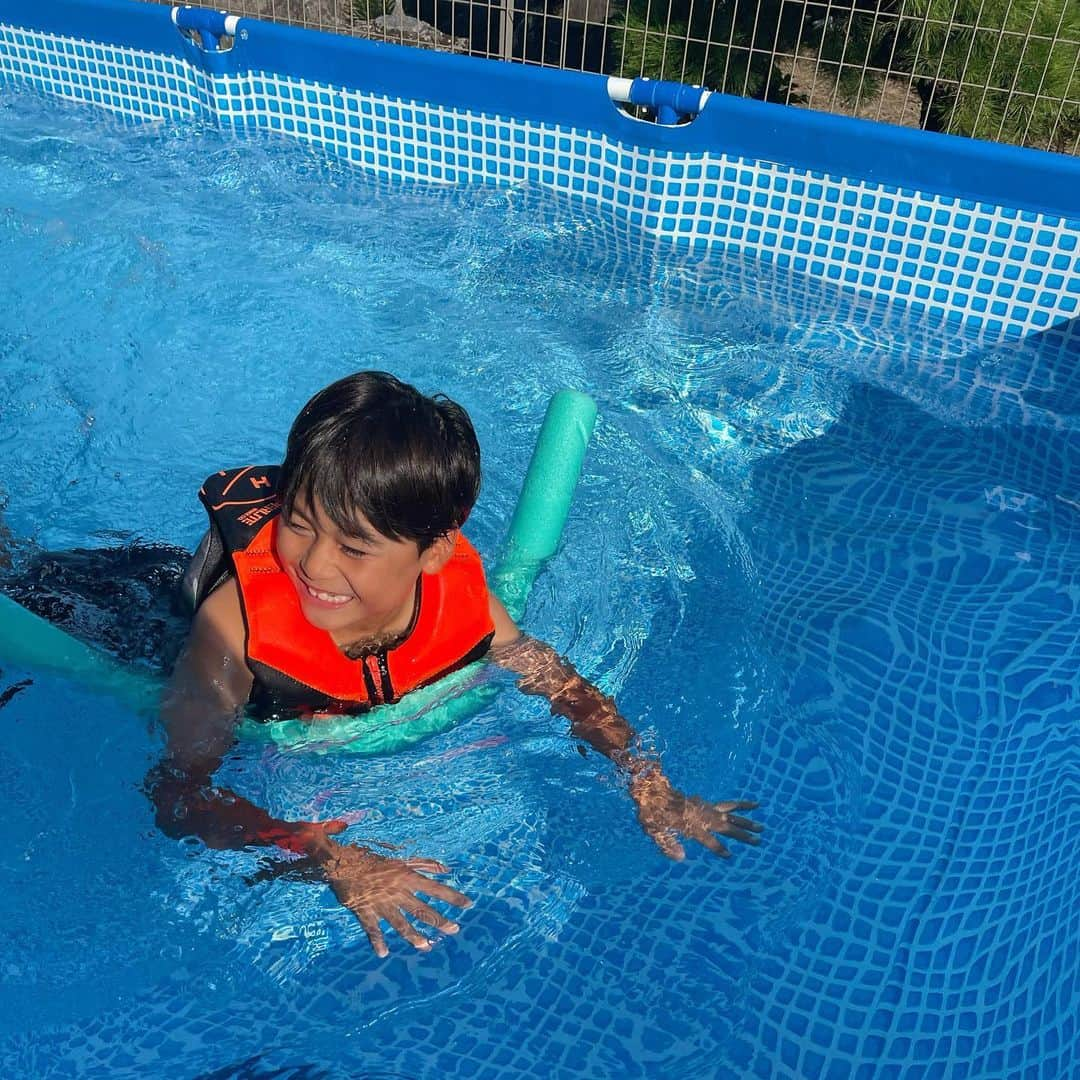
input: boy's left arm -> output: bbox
[486,596,762,860]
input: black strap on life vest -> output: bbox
[182,465,282,613]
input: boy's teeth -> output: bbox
[306,583,350,602]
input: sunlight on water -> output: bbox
[1,83,1077,1078]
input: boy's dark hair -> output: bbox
[280,371,481,552]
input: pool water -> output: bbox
[1,84,1078,1078]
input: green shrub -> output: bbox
[613,0,799,103]
[609,0,1080,150]
[894,0,1080,149]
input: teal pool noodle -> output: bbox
[0,591,158,715]
[494,389,598,623]
[0,390,597,755]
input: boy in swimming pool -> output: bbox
[148,371,760,957]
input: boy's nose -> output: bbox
[300,537,338,583]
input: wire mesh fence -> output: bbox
[153,1,1080,152]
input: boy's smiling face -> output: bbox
[274,493,452,646]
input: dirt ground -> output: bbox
[779,51,923,129]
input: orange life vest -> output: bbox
[192,465,495,718]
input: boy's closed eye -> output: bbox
[284,512,371,559]
[284,515,313,535]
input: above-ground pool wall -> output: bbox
[2,0,1079,341]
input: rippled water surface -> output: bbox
[1,85,1078,1078]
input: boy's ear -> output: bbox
[419,530,458,575]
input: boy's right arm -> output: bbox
[147,577,343,853]
[146,577,470,957]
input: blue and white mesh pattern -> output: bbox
[2,19,1079,341]
[0,24,206,120]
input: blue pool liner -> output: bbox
[0,0,1078,339]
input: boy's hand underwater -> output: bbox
[303,834,471,957]
[627,772,761,860]
[490,633,763,861]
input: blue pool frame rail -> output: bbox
[171,4,239,52]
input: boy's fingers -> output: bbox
[385,909,431,951]
[727,815,764,832]
[702,807,763,839]
[405,898,460,934]
[421,881,472,909]
[652,829,685,861]
[700,833,732,858]
[704,810,761,843]
[405,857,450,875]
[354,908,389,958]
